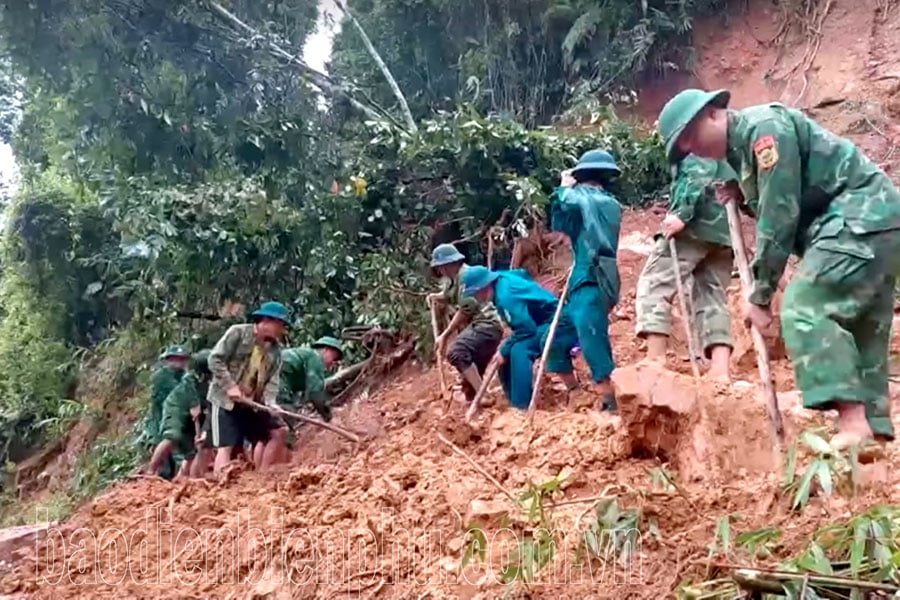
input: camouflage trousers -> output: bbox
[781,220,900,440]
[635,236,733,356]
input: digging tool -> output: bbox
[235,397,362,444]
[429,298,450,404]
[722,196,785,448]
[668,238,702,381]
[465,355,501,422]
[527,265,575,419]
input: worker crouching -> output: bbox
[428,243,504,404]
[460,266,577,409]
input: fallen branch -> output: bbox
[436,432,516,503]
[334,0,417,133]
[206,0,385,123]
[714,564,900,593]
[466,358,501,422]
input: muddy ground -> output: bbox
[4,210,900,600]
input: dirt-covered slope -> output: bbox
[3,212,900,599]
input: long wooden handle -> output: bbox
[236,398,361,444]
[466,358,501,422]
[527,266,575,417]
[668,238,702,381]
[430,302,449,397]
[724,201,784,446]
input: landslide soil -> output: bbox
[7,2,900,596]
[5,211,900,600]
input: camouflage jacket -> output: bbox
[143,365,184,443]
[162,371,208,426]
[207,324,283,410]
[725,104,900,305]
[439,263,502,331]
[668,155,736,248]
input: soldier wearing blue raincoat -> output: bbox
[548,149,622,412]
[460,266,578,409]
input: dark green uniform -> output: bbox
[278,347,331,421]
[725,103,900,438]
[144,365,184,445]
[159,372,209,459]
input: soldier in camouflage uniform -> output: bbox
[549,149,622,411]
[428,244,504,403]
[273,337,343,464]
[207,301,288,473]
[658,87,900,449]
[141,345,190,449]
[635,155,737,381]
[144,350,212,479]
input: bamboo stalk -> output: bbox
[429,300,450,403]
[527,265,575,419]
[723,201,784,449]
[436,432,516,503]
[669,238,702,381]
[334,0,418,133]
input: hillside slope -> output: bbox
[3,1,900,598]
[638,0,900,173]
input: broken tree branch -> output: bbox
[334,0,418,133]
[206,0,384,123]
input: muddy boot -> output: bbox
[599,391,617,413]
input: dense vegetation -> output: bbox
[0,0,727,492]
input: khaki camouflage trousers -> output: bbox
[781,220,900,440]
[635,236,733,356]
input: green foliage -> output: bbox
[782,429,856,511]
[70,434,143,502]
[1,0,329,188]
[330,0,729,126]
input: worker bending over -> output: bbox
[460,266,577,409]
[428,243,504,404]
[658,87,900,449]
[635,154,737,382]
[207,301,288,473]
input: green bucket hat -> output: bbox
[251,301,291,325]
[460,265,499,297]
[192,349,211,376]
[312,336,344,357]
[161,345,190,360]
[571,149,620,176]
[430,243,465,268]
[657,88,731,163]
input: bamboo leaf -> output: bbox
[850,518,867,576]
[716,515,732,553]
[784,440,799,487]
[816,461,834,497]
[800,430,833,455]
[792,463,819,511]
